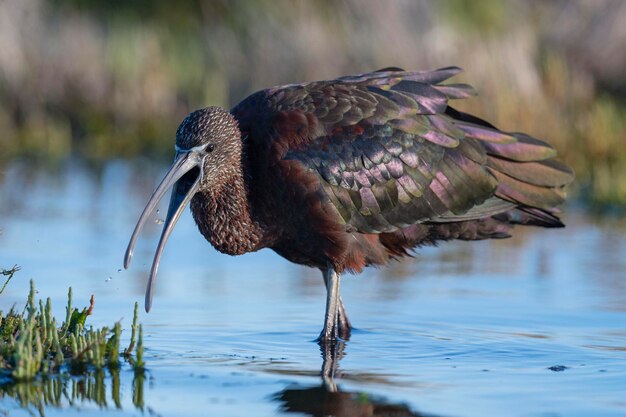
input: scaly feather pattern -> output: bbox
[232,67,573,272]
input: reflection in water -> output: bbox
[312,340,437,417]
[320,340,345,386]
[275,382,434,417]
[0,368,145,415]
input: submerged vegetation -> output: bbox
[0,276,145,383]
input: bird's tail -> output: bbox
[447,106,574,226]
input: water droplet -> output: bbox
[105,276,112,282]
[155,218,164,225]
[156,209,160,214]
[117,269,122,273]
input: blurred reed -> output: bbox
[0,0,624,208]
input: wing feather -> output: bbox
[232,67,573,234]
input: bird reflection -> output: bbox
[300,341,435,417]
[275,382,432,417]
[320,339,346,390]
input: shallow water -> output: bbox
[1,160,625,417]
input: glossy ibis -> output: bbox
[124,67,573,343]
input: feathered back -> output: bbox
[232,67,573,237]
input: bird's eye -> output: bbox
[206,143,215,153]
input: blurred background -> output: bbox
[0,0,624,208]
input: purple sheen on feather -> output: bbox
[455,122,517,143]
[386,159,404,178]
[367,165,385,183]
[399,151,419,168]
[433,84,478,99]
[377,162,391,180]
[359,187,381,215]
[397,175,422,198]
[483,141,557,162]
[365,146,386,164]
[353,170,372,187]
[422,129,459,148]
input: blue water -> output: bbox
[1,159,625,417]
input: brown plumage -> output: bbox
[124,66,573,344]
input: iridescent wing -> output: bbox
[232,67,572,233]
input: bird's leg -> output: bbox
[318,266,351,343]
[321,267,352,341]
[336,296,352,340]
[319,267,340,343]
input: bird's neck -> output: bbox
[190,167,264,256]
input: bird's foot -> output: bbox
[316,304,352,344]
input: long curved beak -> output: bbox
[124,150,204,312]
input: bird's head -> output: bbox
[123,106,241,312]
[175,106,242,191]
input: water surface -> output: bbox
[1,160,625,416]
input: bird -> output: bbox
[124,66,573,343]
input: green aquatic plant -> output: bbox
[0,367,146,413]
[0,279,145,382]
